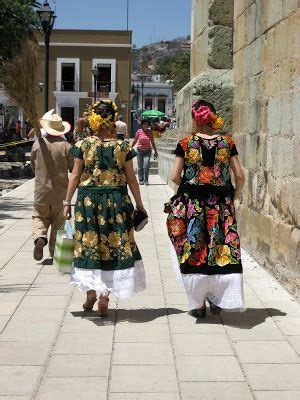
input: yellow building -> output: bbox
[36,29,132,130]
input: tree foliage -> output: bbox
[0,0,41,60]
[154,52,190,92]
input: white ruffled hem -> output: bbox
[169,241,245,312]
[182,273,246,312]
[69,260,146,298]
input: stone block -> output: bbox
[209,0,234,27]
[267,96,281,136]
[244,364,300,391]
[191,31,208,77]
[276,221,297,268]
[292,89,300,137]
[258,213,274,247]
[234,340,299,363]
[244,2,256,44]
[252,36,263,76]
[234,13,245,53]
[242,45,252,78]
[208,26,233,69]
[283,0,298,17]
[265,0,283,29]
[181,382,253,400]
[255,0,266,37]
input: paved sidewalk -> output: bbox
[0,177,300,400]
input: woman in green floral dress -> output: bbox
[63,100,147,317]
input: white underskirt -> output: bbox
[169,241,246,312]
[70,260,146,298]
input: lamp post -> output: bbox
[37,1,56,113]
[91,65,99,103]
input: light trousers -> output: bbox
[137,149,151,183]
[32,204,65,257]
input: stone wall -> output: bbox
[156,138,178,189]
[233,0,300,295]
[159,0,300,296]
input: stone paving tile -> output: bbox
[0,302,19,316]
[36,377,107,400]
[180,382,253,400]
[20,295,70,309]
[116,307,169,324]
[110,365,178,392]
[253,391,300,400]
[109,394,180,400]
[0,342,50,365]
[46,355,111,377]
[0,396,31,400]
[53,332,113,355]
[176,355,245,382]
[114,323,170,342]
[172,333,233,356]
[0,320,60,343]
[0,366,42,396]
[273,317,300,336]
[243,364,300,390]
[113,342,174,365]
[233,340,300,363]
[288,336,300,355]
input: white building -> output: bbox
[131,75,174,117]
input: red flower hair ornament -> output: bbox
[191,103,224,130]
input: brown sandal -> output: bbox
[97,296,109,317]
[83,290,97,311]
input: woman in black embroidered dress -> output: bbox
[164,99,246,318]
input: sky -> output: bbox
[49,0,191,48]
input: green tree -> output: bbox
[155,52,190,92]
[0,0,40,60]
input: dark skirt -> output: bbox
[164,184,243,275]
[73,186,142,270]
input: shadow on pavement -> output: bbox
[220,307,287,329]
[71,307,185,324]
[0,283,33,293]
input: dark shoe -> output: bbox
[139,181,144,185]
[190,307,206,318]
[208,299,222,315]
[33,238,46,261]
[144,181,149,185]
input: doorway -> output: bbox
[60,107,75,131]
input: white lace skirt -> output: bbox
[170,242,245,312]
[70,260,146,298]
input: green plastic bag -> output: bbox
[53,221,74,274]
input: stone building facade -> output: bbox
[158,0,300,295]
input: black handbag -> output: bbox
[133,209,148,232]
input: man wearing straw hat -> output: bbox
[31,112,74,261]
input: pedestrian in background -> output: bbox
[74,111,91,141]
[165,99,245,318]
[31,113,73,261]
[63,100,146,317]
[131,118,158,185]
[115,114,128,141]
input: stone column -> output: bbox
[176,0,234,133]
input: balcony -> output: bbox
[54,81,118,94]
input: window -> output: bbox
[144,98,153,110]
[61,63,75,91]
[97,64,111,93]
[157,98,166,114]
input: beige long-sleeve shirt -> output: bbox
[30,136,74,205]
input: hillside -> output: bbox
[132,36,190,76]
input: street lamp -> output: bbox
[91,65,99,103]
[37,1,56,113]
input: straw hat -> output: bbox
[40,113,71,136]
